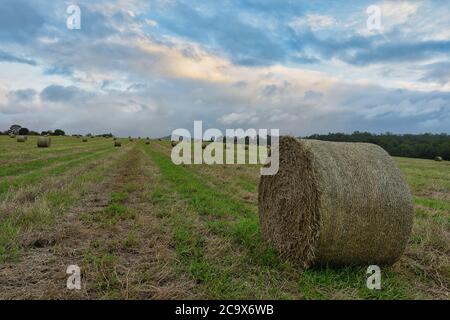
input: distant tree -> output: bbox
[41,130,53,136]
[54,129,65,136]
[18,127,29,135]
[9,124,22,135]
[28,131,39,136]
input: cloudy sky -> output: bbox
[0,0,449,136]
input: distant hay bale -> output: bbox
[113,137,117,141]
[114,141,122,147]
[434,156,443,161]
[82,138,88,142]
[129,138,133,142]
[145,141,150,145]
[37,136,51,148]
[258,137,414,268]
[17,136,27,142]
[9,134,15,138]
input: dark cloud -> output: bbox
[0,50,37,65]
[40,85,86,102]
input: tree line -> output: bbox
[305,132,449,160]
[1,124,113,138]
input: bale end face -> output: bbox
[259,136,414,268]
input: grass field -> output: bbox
[0,136,448,299]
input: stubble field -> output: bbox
[0,136,448,299]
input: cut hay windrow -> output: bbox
[37,136,51,148]
[17,136,27,142]
[258,136,414,268]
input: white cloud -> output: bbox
[290,14,336,32]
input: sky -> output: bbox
[0,0,449,137]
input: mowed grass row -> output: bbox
[142,141,415,299]
[0,142,129,263]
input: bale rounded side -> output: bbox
[37,136,51,148]
[17,136,27,142]
[258,136,414,268]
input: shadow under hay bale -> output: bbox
[258,136,414,268]
[37,136,51,148]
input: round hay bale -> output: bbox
[129,138,133,142]
[258,137,414,268]
[434,156,443,161]
[37,136,51,148]
[82,138,88,142]
[145,141,150,145]
[113,137,117,141]
[9,134,15,138]
[17,136,27,142]
[114,141,122,147]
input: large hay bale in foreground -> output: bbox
[17,136,27,142]
[434,156,443,161]
[37,136,51,148]
[258,137,414,268]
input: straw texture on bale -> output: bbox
[258,136,414,268]
[17,136,27,142]
[37,136,51,148]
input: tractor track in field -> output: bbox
[0,145,198,299]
